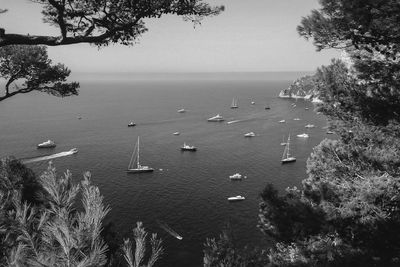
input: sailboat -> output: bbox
[231,98,238,109]
[281,134,296,163]
[127,136,154,173]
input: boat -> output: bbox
[281,134,296,163]
[251,101,255,105]
[265,106,271,110]
[207,114,225,122]
[128,122,136,127]
[293,118,300,121]
[173,132,180,135]
[228,195,245,201]
[305,124,315,128]
[279,120,285,123]
[177,108,186,113]
[305,107,309,110]
[297,133,309,138]
[37,140,56,148]
[229,173,242,180]
[244,132,256,137]
[326,131,334,134]
[180,143,197,151]
[157,220,183,240]
[70,148,78,154]
[230,98,238,109]
[127,136,154,173]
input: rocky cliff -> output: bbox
[279,75,322,103]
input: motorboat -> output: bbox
[297,133,309,138]
[37,140,56,148]
[128,122,136,127]
[229,173,242,180]
[281,135,296,163]
[293,118,300,121]
[228,195,245,201]
[305,124,315,128]
[180,143,197,151]
[244,132,256,137]
[177,109,186,113]
[70,148,78,154]
[173,132,180,135]
[326,131,334,134]
[207,114,225,122]
[251,101,255,105]
[265,106,271,110]
[305,107,309,110]
[127,136,154,173]
[279,120,285,123]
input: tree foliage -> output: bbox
[0,0,224,47]
[0,45,79,101]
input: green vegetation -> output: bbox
[0,158,163,267]
[0,45,79,101]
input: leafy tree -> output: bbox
[0,161,164,267]
[0,0,224,47]
[0,45,79,101]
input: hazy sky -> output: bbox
[0,0,340,73]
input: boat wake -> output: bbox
[226,120,241,124]
[157,220,183,240]
[22,149,77,164]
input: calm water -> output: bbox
[0,72,329,266]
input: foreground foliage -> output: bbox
[0,159,163,267]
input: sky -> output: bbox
[0,0,340,73]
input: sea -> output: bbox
[0,72,330,266]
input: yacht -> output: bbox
[37,140,56,148]
[127,137,154,173]
[305,124,315,128]
[177,109,186,113]
[228,195,245,201]
[297,133,309,138]
[244,132,256,137]
[229,173,242,180]
[180,143,197,151]
[279,120,286,123]
[281,135,296,163]
[128,122,136,127]
[173,132,180,135]
[207,114,225,122]
[231,98,238,109]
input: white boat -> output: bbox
[293,118,300,121]
[177,109,186,113]
[230,98,238,109]
[281,134,296,163]
[180,143,197,151]
[207,114,225,122]
[244,132,256,137]
[251,101,255,105]
[70,148,78,154]
[305,107,309,110]
[228,195,245,201]
[173,132,180,135]
[37,140,56,148]
[297,133,309,138]
[279,120,285,123]
[127,136,154,173]
[229,173,242,180]
[326,131,334,134]
[305,124,315,128]
[128,122,136,127]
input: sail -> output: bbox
[128,137,139,169]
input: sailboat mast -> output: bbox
[137,136,140,168]
[287,134,291,158]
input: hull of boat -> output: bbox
[228,197,245,201]
[127,168,154,173]
[281,158,296,164]
[37,144,56,148]
[181,148,197,151]
[207,119,225,122]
